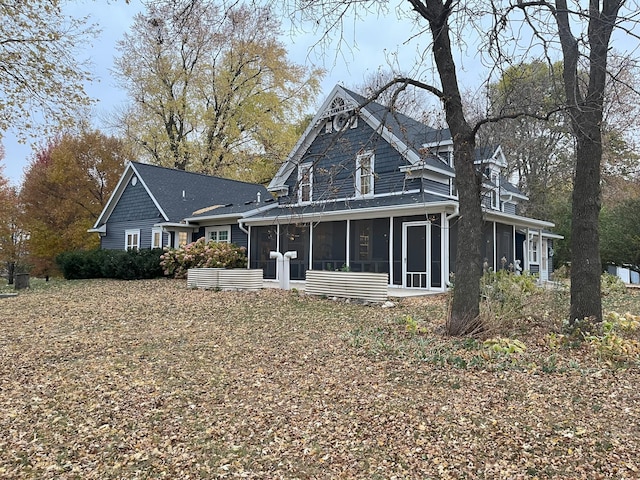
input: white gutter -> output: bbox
[446,204,459,221]
[242,200,459,226]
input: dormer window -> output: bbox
[298,163,313,203]
[356,151,374,198]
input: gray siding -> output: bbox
[503,203,517,215]
[231,224,248,249]
[109,181,163,222]
[102,181,166,250]
[422,178,450,197]
[101,218,160,250]
[285,119,411,202]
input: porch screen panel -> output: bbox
[312,221,347,271]
[250,225,277,279]
[496,223,514,271]
[393,215,426,285]
[280,223,310,280]
[349,218,389,274]
[482,222,494,272]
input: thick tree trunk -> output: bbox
[569,121,603,325]
[553,0,621,327]
[448,135,484,335]
[415,0,484,335]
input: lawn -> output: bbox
[1,278,639,479]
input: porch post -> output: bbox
[389,216,394,286]
[524,227,530,271]
[512,224,516,270]
[441,212,447,291]
[309,222,314,271]
[346,219,351,268]
[492,221,497,271]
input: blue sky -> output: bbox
[1,0,454,186]
[3,1,635,187]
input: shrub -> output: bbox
[480,270,539,327]
[601,272,627,296]
[160,238,247,278]
[57,249,164,280]
[584,313,640,363]
[57,250,108,280]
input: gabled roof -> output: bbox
[92,162,272,229]
[499,175,528,200]
[475,145,507,167]
[268,85,455,193]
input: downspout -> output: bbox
[445,204,459,221]
[238,220,250,270]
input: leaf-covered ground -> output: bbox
[1,279,639,479]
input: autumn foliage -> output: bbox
[20,131,130,275]
[160,238,247,278]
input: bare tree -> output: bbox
[278,0,639,334]
[497,0,639,326]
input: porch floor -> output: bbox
[261,280,445,298]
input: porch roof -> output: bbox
[242,192,458,224]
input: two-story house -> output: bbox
[240,85,559,289]
[92,85,559,291]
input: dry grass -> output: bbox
[1,278,639,479]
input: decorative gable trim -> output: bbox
[91,162,170,230]
[475,145,507,167]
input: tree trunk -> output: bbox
[552,0,621,327]
[448,135,484,335]
[7,261,15,285]
[415,0,484,335]
[569,119,602,325]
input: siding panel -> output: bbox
[284,118,413,202]
[109,181,163,223]
[101,218,160,250]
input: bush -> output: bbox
[160,238,247,278]
[56,249,164,280]
[601,272,627,296]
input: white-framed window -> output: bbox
[152,227,163,249]
[298,163,313,203]
[450,178,458,197]
[125,229,140,251]
[529,238,539,263]
[356,151,374,197]
[177,231,189,247]
[205,226,231,243]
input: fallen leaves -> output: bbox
[0,278,639,478]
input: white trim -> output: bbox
[152,227,163,248]
[204,225,231,243]
[402,221,431,289]
[298,162,313,203]
[125,229,140,251]
[355,150,375,198]
[243,201,460,226]
[92,163,170,230]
